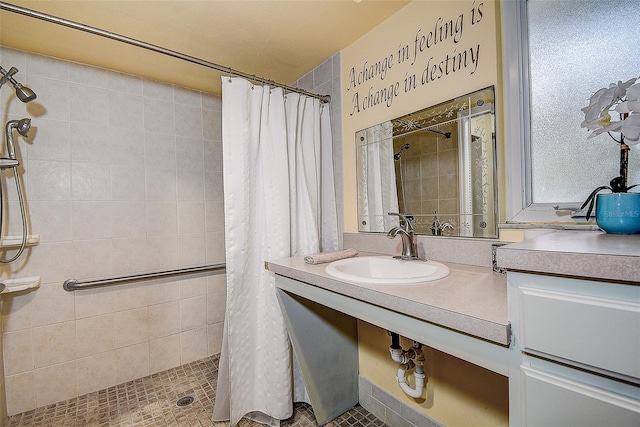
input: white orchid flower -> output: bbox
[615,82,640,114]
[581,109,622,136]
[582,77,640,139]
[583,78,636,118]
[621,113,640,145]
[581,77,640,203]
[585,119,624,138]
[581,86,612,123]
[613,77,637,97]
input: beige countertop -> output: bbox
[497,230,640,283]
[267,253,510,346]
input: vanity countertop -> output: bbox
[497,230,640,283]
[267,253,510,346]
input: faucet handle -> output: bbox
[441,222,454,231]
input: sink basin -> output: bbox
[325,256,450,285]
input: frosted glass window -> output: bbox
[528,0,640,203]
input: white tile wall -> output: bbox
[35,360,77,407]
[0,46,226,416]
[5,372,35,415]
[76,351,116,396]
[2,330,33,376]
[149,333,181,373]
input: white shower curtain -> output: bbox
[212,77,338,427]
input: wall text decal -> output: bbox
[347,2,485,116]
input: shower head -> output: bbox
[14,83,37,103]
[428,129,451,139]
[0,66,37,103]
[5,118,32,160]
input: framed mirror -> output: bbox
[356,86,497,238]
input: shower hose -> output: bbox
[0,165,28,263]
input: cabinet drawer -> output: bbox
[521,366,640,427]
[520,287,640,379]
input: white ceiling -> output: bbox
[0,1,410,95]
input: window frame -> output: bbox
[501,0,595,224]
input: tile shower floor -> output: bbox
[6,355,387,427]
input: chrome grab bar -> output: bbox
[63,263,226,292]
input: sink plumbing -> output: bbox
[388,331,426,399]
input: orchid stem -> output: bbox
[620,140,629,190]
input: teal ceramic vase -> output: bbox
[595,193,640,234]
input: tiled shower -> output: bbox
[393,125,459,235]
[0,45,344,422]
[0,46,226,417]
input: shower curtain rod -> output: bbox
[0,1,331,103]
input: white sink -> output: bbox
[325,256,450,285]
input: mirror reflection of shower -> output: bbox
[0,64,37,263]
[393,121,454,215]
[393,143,410,212]
[394,143,410,161]
[356,86,498,238]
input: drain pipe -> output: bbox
[388,332,426,398]
[396,361,426,398]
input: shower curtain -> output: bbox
[212,77,338,426]
[357,122,399,232]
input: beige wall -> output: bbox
[359,323,509,426]
[341,2,508,425]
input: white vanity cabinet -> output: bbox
[508,271,640,427]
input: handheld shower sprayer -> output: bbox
[13,118,31,137]
[0,118,32,263]
[5,118,31,160]
[0,66,37,103]
[0,65,35,263]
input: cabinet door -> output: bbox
[519,286,640,379]
[521,366,640,427]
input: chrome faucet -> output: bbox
[430,212,455,236]
[387,212,419,260]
